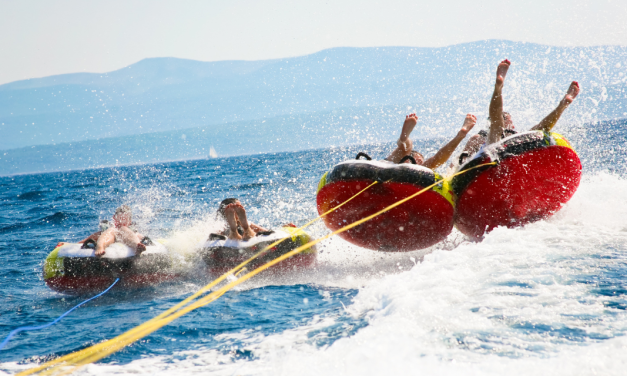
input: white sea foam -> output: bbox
[6,173,623,376]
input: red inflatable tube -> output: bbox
[318,180,454,251]
[45,273,179,295]
[451,131,582,238]
[316,159,455,252]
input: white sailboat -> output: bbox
[209,146,218,158]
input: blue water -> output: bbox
[0,144,391,365]
[1,120,626,375]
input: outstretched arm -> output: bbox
[386,113,418,163]
[423,114,477,169]
[531,81,580,132]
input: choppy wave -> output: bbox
[69,173,627,375]
[1,122,626,375]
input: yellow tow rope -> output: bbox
[18,180,379,376]
[20,162,495,376]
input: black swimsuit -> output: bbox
[478,129,517,139]
[459,129,518,164]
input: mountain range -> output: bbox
[1,39,626,175]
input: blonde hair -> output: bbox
[115,205,132,215]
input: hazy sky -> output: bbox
[1,0,626,85]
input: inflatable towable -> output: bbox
[43,240,177,295]
[198,226,317,275]
[316,154,455,251]
[450,131,581,238]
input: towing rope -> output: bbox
[0,278,120,351]
[18,180,380,376]
[19,162,496,376]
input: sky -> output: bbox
[1,0,626,85]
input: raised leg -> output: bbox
[531,81,580,132]
[386,113,418,163]
[232,204,256,241]
[488,59,511,144]
[223,205,243,240]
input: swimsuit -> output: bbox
[458,129,518,165]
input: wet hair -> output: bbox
[502,112,515,129]
[411,150,424,161]
[114,205,132,216]
[486,112,514,127]
[99,220,111,232]
[216,198,239,219]
[487,112,511,121]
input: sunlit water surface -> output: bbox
[1,119,626,375]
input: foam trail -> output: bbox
[4,173,622,375]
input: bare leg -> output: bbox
[531,81,580,132]
[250,223,269,233]
[386,113,418,163]
[223,206,243,240]
[232,204,256,241]
[95,228,116,257]
[488,60,511,144]
[116,226,143,252]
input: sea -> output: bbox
[0,118,626,375]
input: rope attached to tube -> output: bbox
[18,180,381,376]
[20,162,495,376]
[1,278,120,351]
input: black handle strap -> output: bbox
[140,236,155,246]
[355,152,372,160]
[208,233,227,241]
[458,152,470,165]
[81,238,97,249]
[399,155,417,164]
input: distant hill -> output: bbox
[1,112,624,177]
[2,40,626,152]
[0,106,420,176]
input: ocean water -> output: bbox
[0,120,626,375]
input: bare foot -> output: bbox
[242,228,256,241]
[459,114,477,135]
[223,204,243,241]
[401,113,418,138]
[136,243,146,254]
[95,248,105,257]
[224,202,243,211]
[227,230,243,241]
[495,59,511,86]
[232,203,254,232]
[397,113,418,150]
[562,81,580,105]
